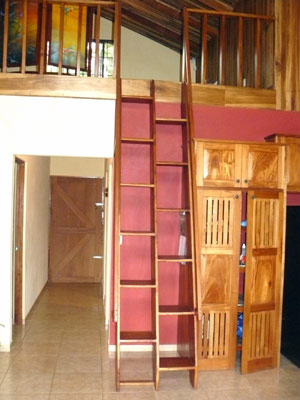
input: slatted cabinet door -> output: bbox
[197,189,241,370]
[242,191,285,373]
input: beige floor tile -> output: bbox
[0,395,49,400]
[17,342,61,356]
[56,355,102,373]
[49,395,102,400]
[51,373,102,394]
[244,368,299,387]
[0,372,53,394]
[61,331,101,343]
[0,375,5,385]
[8,355,57,374]
[253,385,300,400]
[23,331,64,343]
[59,341,102,356]
[0,357,12,373]
[103,392,157,400]
[194,370,251,391]
[156,390,210,399]
[157,371,197,392]
[206,388,258,400]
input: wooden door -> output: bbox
[242,190,285,373]
[195,141,242,187]
[197,189,241,370]
[49,176,103,282]
[242,144,284,189]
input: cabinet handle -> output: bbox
[244,179,248,183]
[236,179,240,183]
[251,195,256,200]
[235,194,239,199]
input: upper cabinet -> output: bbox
[265,134,300,192]
[195,140,285,190]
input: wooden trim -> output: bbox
[113,2,121,80]
[94,5,101,78]
[76,4,83,76]
[58,2,65,75]
[186,9,275,20]
[21,0,29,74]
[2,0,9,73]
[14,159,25,325]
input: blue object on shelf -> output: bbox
[237,312,243,339]
[241,219,247,227]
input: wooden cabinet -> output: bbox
[265,134,300,192]
[195,140,284,189]
[194,138,286,374]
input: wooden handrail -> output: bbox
[186,9,275,21]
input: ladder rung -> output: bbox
[121,137,154,144]
[159,305,194,315]
[121,95,153,103]
[156,161,188,166]
[156,117,187,124]
[159,357,195,371]
[120,231,155,237]
[119,380,154,386]
[120,331,156,342]
[120,280,156,288]
[156,208,190,213]
[157,255,192,262]
[121,183,155,188]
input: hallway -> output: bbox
[0,283,299,399]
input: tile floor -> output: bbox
[0,283,299,399]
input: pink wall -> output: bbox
[111,102,300,346]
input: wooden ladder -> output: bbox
[114,80,198,390]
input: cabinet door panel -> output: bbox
[195,142,242,187]
[197,189,241,370]
[242,191,284,373]
[242,145,284,189]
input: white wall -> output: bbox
[0,96,115,350]
[19,155,51,319]
[50,157,105,177]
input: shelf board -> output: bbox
[157,255,192,262]
[237,305,244,312]
[121,95,153,103]
[120,183,155,188]
[156,208,190,213]
[159,357,195,370]
[156,161,188,167]
[159,305,194,315]
[120,331,156,343]
[239,265,246,271]
[120,231,155,237]
[121,137,154,144]
[119,380,154,386]
[120,280,156,288]
[156,117,187,124]
[236,343,242,351]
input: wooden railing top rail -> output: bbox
[185,9,275,21]
[28,1,117,5]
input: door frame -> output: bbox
[14,158,25,325]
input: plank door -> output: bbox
[242,191,284,373]
[197,189,241,370]
[49,176,103,282]
[195,141,242,188]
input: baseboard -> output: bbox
[109,344,178,352]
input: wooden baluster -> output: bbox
[183,8,192,85]
[2,0,9,73]
[94,5,101,77]
[237,16,243,87]
[113,1,121,80]
[21,0,28,73]
[219,15,226,85]
[256,18,261,89]
[201,13,208,84]
[76,5,83,76]
[39,0,47,74]
[58,2,65,75]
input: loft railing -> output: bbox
[183,8,275,89]
[0,0,120,78]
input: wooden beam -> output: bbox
[201,14,208,84]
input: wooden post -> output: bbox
[113,1,121,80]
[94,5,101,77]
[237,16,243,87]
[76,5,83,76]
[201,13,208,84]
[219,15,226,85]
[58,2,65,75]
[2,0,9,73]
[21,0,28,74]
[255,18,261,89]
[39,0,47,74]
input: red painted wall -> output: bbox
[110,102,300,346]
